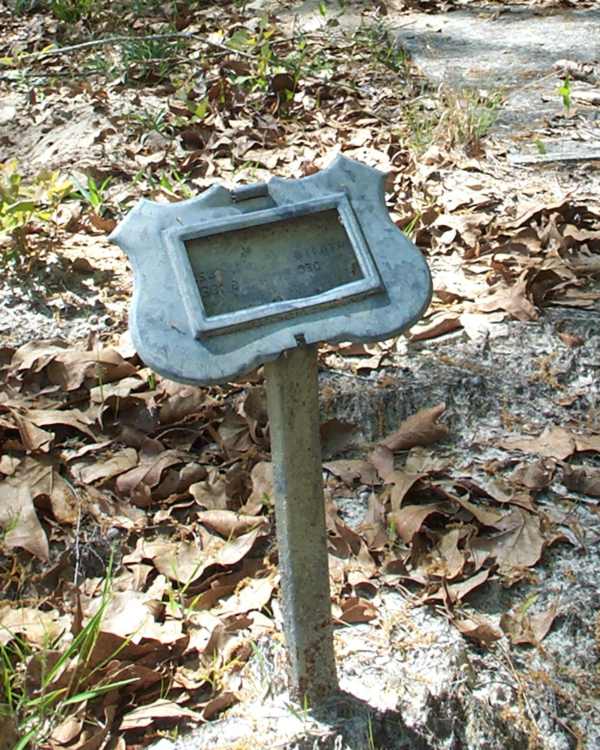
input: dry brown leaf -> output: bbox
[429,569,491,604]
[202,691,237,720]
[190,471,231,511]
[197,509,269,538]
[381,403,449,452]
[409,312,462,342]
[0,605,68,646]
[71,448,139,485]
[434,528,466,580]
[453,614,503,646]
[475,273,539,321]
[320,419,358,456]
[500,601,558,645]
[241,461,273,514]
[389,502,453,544]
[451,492,505,527]
[562,465,600,497]
[498,425,576,460]
[471,508,544,570]
[389,471,425,511]
[324,459,379,485]
[511,459,555,491]
[336,596,378,624]
[0,475,48,560]
[368,445,395,482]
[120,699,202,731]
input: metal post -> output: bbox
[264,344,338,703]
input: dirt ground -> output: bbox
[1,0,600,748]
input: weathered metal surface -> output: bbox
[265,345,338,701]
[110,155,432,385]
[168,192,382,337]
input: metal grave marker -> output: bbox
[110,155,432,703]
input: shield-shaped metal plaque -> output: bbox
[110,155,432,384]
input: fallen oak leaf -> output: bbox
[449,492,505,527]
[475,272,539,321]
[11,415,53,452]
[424,569,491,605]
[202,691,237,720]
[323,459,380,485]
[389,471,425,511]
[197,509,270,538]
[241,461,273,514]
[409,312,462,342]
[500,600,559,646]
[18,407,97,440]
[561,464,600,497]
[335,596,378,624]
[71,448,139,485]
[0,605,68,646]
[498,425,576,460]
[380,403,449,452]
[368,444,395,482]
[0,474,49,560]
[120,699,202,731]
[511,459,555,491]
[389,502,454,544]
[320,419,358,456]
[470,508,544,570]
[452,614,503,647]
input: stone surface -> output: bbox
[394,4,600,121]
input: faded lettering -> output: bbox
[185,208,364,317]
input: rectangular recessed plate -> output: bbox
[165,193,382,337]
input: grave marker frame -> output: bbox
[110,155,432,703]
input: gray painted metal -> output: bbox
[265,345,338,701]
[110,155,432,385]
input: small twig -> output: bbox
[497,642,542,739]
[25,31,256,62]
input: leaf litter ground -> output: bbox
[0,0,599,748]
